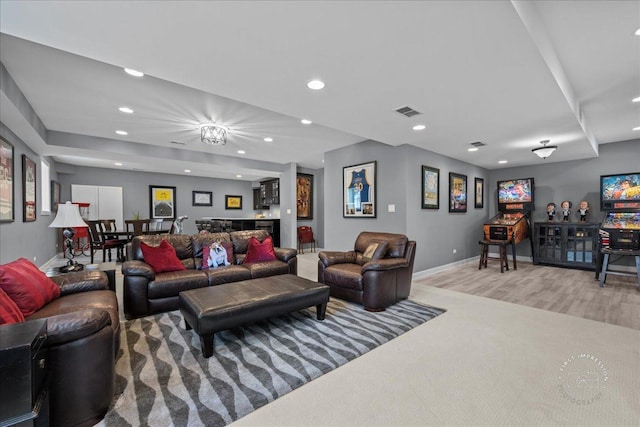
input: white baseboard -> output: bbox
[40,253,63,271]
[413,254,533,280]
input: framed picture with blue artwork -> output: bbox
[343,161,376,218]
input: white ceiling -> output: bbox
[0,1,638,181]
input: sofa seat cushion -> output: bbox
[27,290,120,338]
[148,270,209,300]
[323,264,363,291]
[244,260,290,279]
[205,265,252,286]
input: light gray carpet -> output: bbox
[100,299,445,426]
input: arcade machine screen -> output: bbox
[599,172,640,250]
[484,178,535,243]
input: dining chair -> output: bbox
[125,219,150,238]
[86,220,126,263]
[297,226,316,254]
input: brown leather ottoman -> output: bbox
[179,274,330,358]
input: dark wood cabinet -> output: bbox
[533,222,599,270]
[253,188,268,210]
[0,319,49,427]
[260,179,280,206]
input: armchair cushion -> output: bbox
[0,258,61,316]
[0,287,24,324]
[50,270,109,296]
[141,240,186,273]
[361,240,388,264]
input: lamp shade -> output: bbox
[532,146,557,159]
[49,202,88,228]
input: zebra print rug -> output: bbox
[100,299,445,427]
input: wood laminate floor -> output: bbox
[414,259,640,330]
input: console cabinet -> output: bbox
[533,222,599,270]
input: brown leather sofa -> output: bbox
[24,270,120,427]
[122,230,297,319]
[318,231,416,311]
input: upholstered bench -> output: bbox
[179,274,330,358]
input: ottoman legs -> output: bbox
[200,335,214,358]
[316,302,327,320]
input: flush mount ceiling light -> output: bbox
[412,124,426,131]
[264,137,274,142]
[532,139,558,159]
[119,106,134,114]
[115,130,128,135]
[633,96,640,103]
[301,119,312,125]
[199,123,227,145]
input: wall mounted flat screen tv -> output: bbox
[600,172,640,211]
[497,177,535,211]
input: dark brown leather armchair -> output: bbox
[318,231,416,311]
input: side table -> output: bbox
[0,319,49,427]
[46,262,116,292]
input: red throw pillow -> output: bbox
[243,236,277,264]
[0,287,25,325]
[0,258,61,317]
[140,240,186,273]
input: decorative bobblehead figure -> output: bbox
[578,200,590,222]
[546,203,556,221]
[561,201,572,222]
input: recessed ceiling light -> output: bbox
[307,80,325,90]
[236,174,243,178]
[115,130,128,135]
[301,119,312,125]
[114,162,123,166]
[119,106,134,114]
[237,150,246,154]
[264,137,274,142]
[412,124,426,131]
[498,160,508,164]
[633,126,640,131]
[468,147,479,152]
[124,68,144,77]
[636,28,640,36]
[184,169,191,173]
[633,97,640,103]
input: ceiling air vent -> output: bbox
[470,141,487,147]
[394,105,422,118]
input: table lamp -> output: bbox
[49,201,88,272]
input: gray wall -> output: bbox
[0,123,60,265]
[323,140,490,272]
[489,138,640,258]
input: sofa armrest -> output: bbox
[50,271,109,296]
[43,308,112,347]
[274,247,297,262]
[362,258,409,273]
[318,251,357,267]
[122,260,156,281]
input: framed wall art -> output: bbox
[22,154,36,222]
[449,172,467,213]
[225,195,243,210]
[51,180,61,213]
[474,177,484,209]
[149,185,176,220]
[343,161,376,218]
[296,173,313,220]
[192,190,212,207]
[0,137,14,222]
[421,165,440,209]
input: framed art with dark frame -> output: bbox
[51,180,61,213]
[192,190,213,207]
[297,173,313,220]
[474,177,484,209]
[421,165,439,209]
[225,195,243,210]
[149,185,176,220]
[343,161,376,218]
[22,154,36,222]
[0,137,15,222]
[449,172,467,213]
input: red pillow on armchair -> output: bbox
[243,236,277,264]
[0,258,61,317]
[140,240,186,273]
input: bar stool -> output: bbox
[598,248,640,288]
[478,232,516,273]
